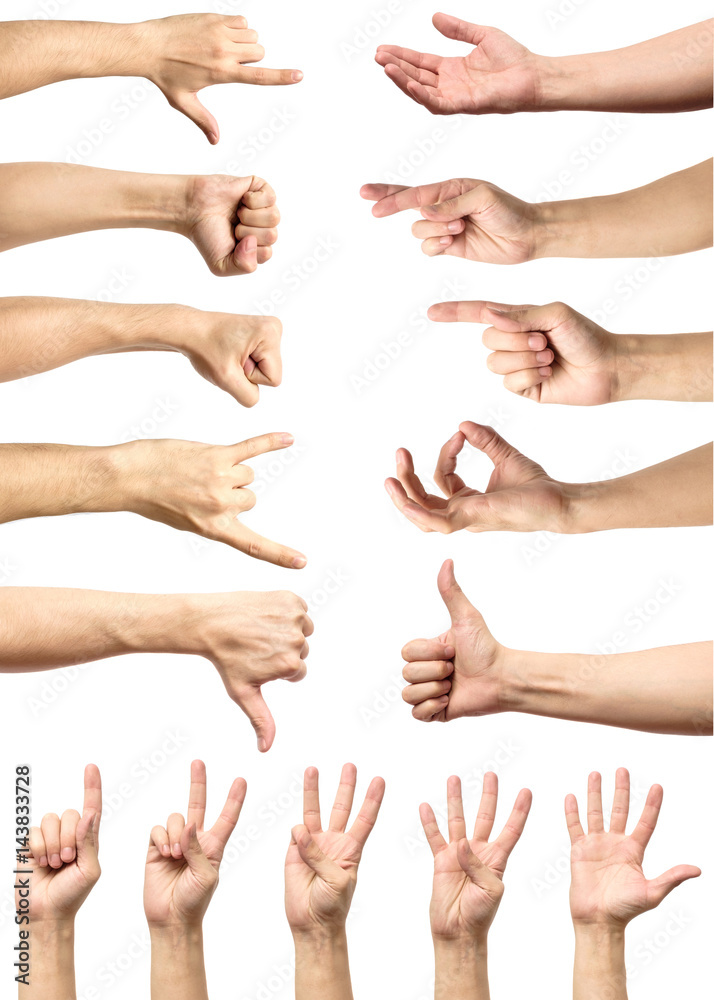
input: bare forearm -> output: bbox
[537,21,713,113]
[150,925,208,1000]
[534,160,713,259]
[0,20,145,99]
[613,332,713,402]
[573,925,627,1000]
[294,930,353,1000]
[565,444,712,531]
[503,642,712,735]
[434,939,490,1000]
[0,588,195,671]
[0,298,203,382]
[0,163,187,252]
[19,920,75,1000]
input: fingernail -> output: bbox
[536,351,551,363]
[50,854,61,868]
[60,847,73,862]
[538,367,552,376]
[447,221,461,232]
[162,845,171,856]
[443,645,455,657]
[280,433,294,446]
[208,132,218,145]
[258,738,267,752]
[39,856,47,867]
[292,555,307,569]
[439,236,452,245]
[291,70,303,82]
[528,335,543,349]
[172,843,181,855]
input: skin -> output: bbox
[285,764,386,1000]
[0,14,302,143]
[145,761,246,1000]
[0,164,281,276]
[0,588,313,751]
[567,770,701,999]
[385,421,713,534]
[0,435,306,569]
[422,773,532,1000]
[401,561,713,736]
[360,160,713,261]
[18,765,102,1000]
[429,300,713,404]
[0,298,283,406]
[376,15,713,115]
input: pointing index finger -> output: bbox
[186,759,207,830]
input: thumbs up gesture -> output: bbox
[401,560,506,722]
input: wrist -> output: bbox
[292,924,348,949]
[574,920,627,941]
[533,54,593,112]
[112,170,191,235]
[530,197,591,260]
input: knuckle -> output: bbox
[240,489,257,511]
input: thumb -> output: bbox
[236,686,276,753]
[180,824,215,879]
[647,865,702,908]
[292,825,344,884]
[233,234,258,274]
[433,13,488,46]
[456,839,501,893]
[437,559,476,623]
[167,90,220,145]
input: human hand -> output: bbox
[376,13,540,115]
[187,590,313,751]
[24,765,102,924]
[180,311,282,407]
[144,760,246,927]
[181,174,279,275]
[422,773,531,941]
[285,764,385,936]
[402,559,506,722]
[140,13,302,143]
[429,300,618,404]
[386,421,569,533]
[116,433,306,568]
[360,178,539,263]
[567,770,701,928]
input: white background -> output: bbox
[0,0,712,997]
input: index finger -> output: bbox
[362,181,459,218]
[231,523,307,569]
[241,177,276,210]
[236,66,303,86]
[209,777,247,847]
[472,771,498,843]
[233,432,293,461]
[630,783,663,851]
[428,300,530,324]
[435,431,467,496]
[83,764,102,836]
[347,776,385,848]
[186,759,207,830]
[493,787,532,861]
[328,763,357,833]
[303,766,322,834]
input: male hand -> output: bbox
[144,761,246,926]
[376,14,540,115]
[361,178,539,263]
[142,13,302,143]
[386,421,568,533]
[402,560,505,722]
[430,299,618,404]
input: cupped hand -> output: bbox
[144,760,246,927]
[184,313,282,407]
[285,764,385,935]
[386,421,569,533]
[144,13,302,143]
[119,433,306,568]
[360,178,539,263]
[402,559,506,722]
[422,773,532,941]
[25,765,102,922]
[429,299,618,404]
[200,590,313,752]
[376,13,540,115]
[567,769,701,928]
[183,174,280,275]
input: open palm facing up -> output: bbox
[422,773,532,940]
[386,420,569,534]
[376,13,540,115]
[285,764,386,935]
[25,765,102,922]
[144,760,246,927]
[567,769,701,927]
